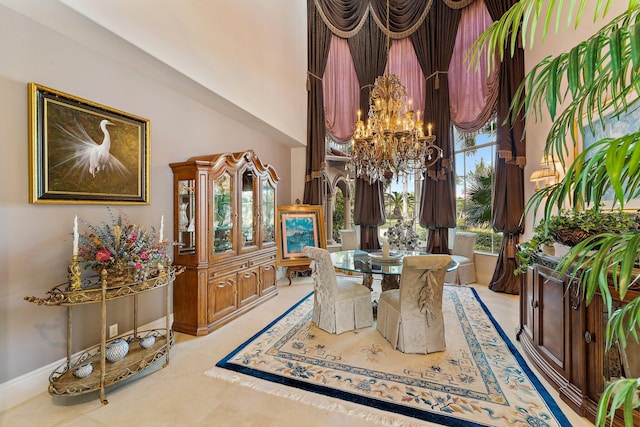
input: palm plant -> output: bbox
[463,162,494,227]
[385,191,404,218]
[469,1,640,425]
[385,191,415,219]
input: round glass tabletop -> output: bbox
[330,249,457,276]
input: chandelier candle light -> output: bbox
[351,74,442,182]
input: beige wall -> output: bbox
[0,0,305,384]
[57,0,308,148]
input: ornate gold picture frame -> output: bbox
[276,204,326,267]
[29,83,150,204]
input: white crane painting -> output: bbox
[51,115,131,180]
[29,83,148,203]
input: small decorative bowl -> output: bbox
[105,338,129,362]
[139,335,156,349]
[73,362,93,378]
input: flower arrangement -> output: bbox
[77,208,169,273]
[383,219,420,250]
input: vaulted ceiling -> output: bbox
[1,0,308,146]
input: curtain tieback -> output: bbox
[425,71,448,90]
[305,170,323,182]
[306,71,322,91]
[506,234,517,259]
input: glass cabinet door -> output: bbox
[261,180,276,245]
[240,170,256,247]
[212,172,234,254]
[177,179,196,255]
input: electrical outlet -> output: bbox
[109,324,118,338]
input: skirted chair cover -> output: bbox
[376,255,452,354]
[339,229,359,250]
[303,246,373,334]
[444,231,477,285]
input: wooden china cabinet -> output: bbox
[169,150,279,336]
[519,253,640,426]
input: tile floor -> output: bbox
[0,278,594,426]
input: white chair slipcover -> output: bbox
[339,229,359,250]
[376,255,452,354]
[303,246,373,334]
[444,231,477,285]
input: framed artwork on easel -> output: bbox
[275,204,326,267]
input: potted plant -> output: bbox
[470,1,640,425]
[515,208,639,275]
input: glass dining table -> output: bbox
[330,249,459,292]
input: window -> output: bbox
[453,119,502,254]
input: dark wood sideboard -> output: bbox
[519,253,640,426]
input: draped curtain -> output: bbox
[484,0,526,295]
[323,36,360,142]
[304,0,332,205]
[347,14,387,249]
[386,38,425,117]
[410,1,461,254]
[448,0,499,133]
[308,0,505,251]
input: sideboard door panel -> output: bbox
[521,266,535,341]
[538,270,565,370]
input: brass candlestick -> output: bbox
[68,255,82,290]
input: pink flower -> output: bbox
[140,252,149,260]
[131,232,137,242]
[135,262,142,269]
[95,249,112,262]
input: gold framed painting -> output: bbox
[275,204,326,267]
[28,83,150,204]
[574,101,640,211]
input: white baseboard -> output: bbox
[0,315,172,413]
[0,358,59,413]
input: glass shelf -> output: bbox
[177,179,196,255]
[213,173,233,254]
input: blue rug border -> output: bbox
[467,287,572,427]
[216,287,571,427]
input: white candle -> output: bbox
[72,215,79,257]
[382,242,390,258]
[159,215,164,242]
[428,123,433,136]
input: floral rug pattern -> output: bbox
[214,286,570,426]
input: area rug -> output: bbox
[206,286,571,427]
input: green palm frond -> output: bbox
[596,377,640,426]
[467,0,617,69]
[470,2,640,425]
[512,8,640,164]
[527,133,640,216]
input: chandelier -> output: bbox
[349,73,443,182]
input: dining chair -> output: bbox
[444,231,477,285]
[303,246,373,334]
[376,254,452,354]
[339,229,359,250]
